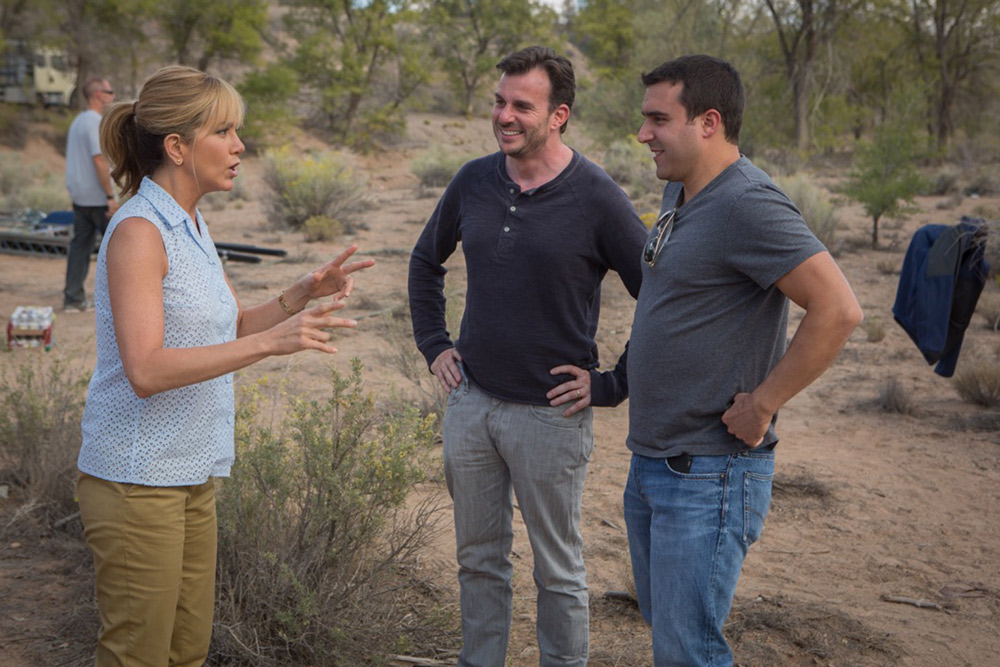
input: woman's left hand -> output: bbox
[301,245,376,300]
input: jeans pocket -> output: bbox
[742,471,773,545]
[527,403,585,429]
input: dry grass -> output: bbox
[863,317,887,342]
[878,377,914,414]
[953,360,1000,407]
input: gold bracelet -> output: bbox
[277,290,301,316]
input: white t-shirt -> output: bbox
[65,109,108,206]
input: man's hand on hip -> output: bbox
[547,364,591,417]
[722,392,772,447]
[431,348,463,392]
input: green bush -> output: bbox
[776,174,841,249]
[302,214,343,242]
[601,136,661,202]
[237,64,302,151]
[410,145,473,190]
[0,352,89,532]
[213,360,454,665]
[261,147,368,235]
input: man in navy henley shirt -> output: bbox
[408,46,646,667]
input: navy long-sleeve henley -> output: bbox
[408,150,646,407]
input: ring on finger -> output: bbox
[576,389,581,398]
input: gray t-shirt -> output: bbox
[627,156,825,458]
[65,109,107,206]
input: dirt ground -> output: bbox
[1,113,999,666]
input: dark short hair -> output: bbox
[641,55,744,144]
[496,46,575,134]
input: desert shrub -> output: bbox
[601,136,660,198]
[0,352,89,532]
[0,151,35,199]
[953,359,1000,407]
[261,147,368,234]
[213,360,454,665]
[863,317,886,343]
[877,377,913,414]
[926,165,961,195]
[967,165,1000,197]
[0,153,70,212]
[375,292,463,427]
[10,180,70,212]
[302,214,343,242]
[777,174,840,249]
[876,259,898,275]
[411,145,473,190]
[0,105,30,148]
[978,289,1000,331]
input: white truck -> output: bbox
[0,41,76,107]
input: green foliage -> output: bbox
[261,146,368,235]
[410,145,474,189]
[0,153,70,212]
[157,0,267,70]
[776,173,841,249]
[0,352,89,530]
[237,64,302,150]
[214,360,451,664]
[844,92,927,247]
[283,0,428,145]
[599,135,661,213]
[422,0,559,116]
[303,214,344,242]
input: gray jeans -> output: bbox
[443,375,593,667]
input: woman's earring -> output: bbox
[175,159,182,165]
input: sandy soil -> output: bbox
[1,113,999,666]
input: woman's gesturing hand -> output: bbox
[300,245,376,301]
[267,300,357,355]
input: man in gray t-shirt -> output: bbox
[624,55,863,666]
[63,77,118,311]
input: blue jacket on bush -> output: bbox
[892,216,990,377]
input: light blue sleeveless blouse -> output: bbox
[79,177,238,486]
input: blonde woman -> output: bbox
[76,65,374,666]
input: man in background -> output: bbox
[408,46,646,666]
[64,77,118,312]
[625,54,863,666]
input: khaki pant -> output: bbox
[77,473,217,667]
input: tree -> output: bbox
[284,0,429,144]
[158,0,267,70]
[893,0,1000,150]
[421,0,558,116]
[760,0,862,151]
[844,91,927,247]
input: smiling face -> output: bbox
[189,115,244,196]
[491,68,564,160]
[636,80,702,183]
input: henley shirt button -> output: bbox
[510,206,516,212]
[509,188,514,194]
[504,226,510,232]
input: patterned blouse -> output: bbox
[78,177,239,486]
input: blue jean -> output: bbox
[624,449,774,667]
[64,204,108,307]
[442,376,593,667]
